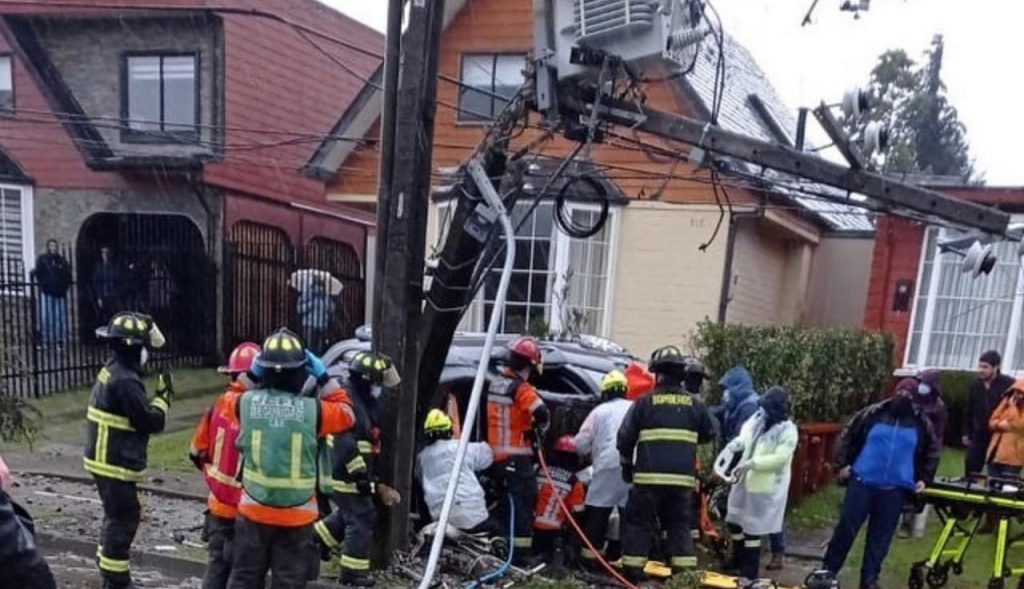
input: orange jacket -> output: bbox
[487,371,544,461]
[191,380,249,519]
[226,380,355,527]
[988,382,1024,468]
[534,467,585,531]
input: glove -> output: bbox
[189,451,206,473]
[155,370,174,406]
[305,350,327,381]
[621,463,634,484]
[377,483,402,507]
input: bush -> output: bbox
[690,321,895,423]
[938,370,974,446]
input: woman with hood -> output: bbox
[716,366,760,443]
[724,387,798,580]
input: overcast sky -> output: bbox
[321,0,1024,185]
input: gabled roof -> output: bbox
[681,34,874,232]
[0,145,30,183]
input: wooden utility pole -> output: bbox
[373,0,447,557]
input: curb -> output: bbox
[23,470,208,503]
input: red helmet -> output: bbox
[508,336,543,371]
[219,342,262,375]
[554,435,577,454]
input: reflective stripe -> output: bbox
[536,515,563,528]
[290,433,302,482]
[97,368,111,384]
[251,431,262,471]
[622,555,647,568]
[633,472,696,487]
[513,537,533,548]
[357,441,373,453]
[638,428,698,444]
[493,446,532,456]
[87,407,134,431]
[488,395,514,406]
[96,547,130,573]
[581,548,601,560]
[96,424,109,466]
[83,458,144,482]
[212,428,226,469]
[346,456,367,474]
[341,554,370,571]
[243,467,316,490]
[744,539,762,548]
[671,556,697,569]
[205,463,241,488]
[151,396,169,413]
[730,533,745,541]
[333,480,374,494]
[690,529,701,539]
[314,520,340,550]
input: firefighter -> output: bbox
[313,351,401,587]
[533,435,586,565]
[617,345,716,582]
[188,341,261,589]
[85,312,171,589]
[486,336,550,564]
[225,329,356,589]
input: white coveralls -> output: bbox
[416,439,494,531]
[725,412,798,536]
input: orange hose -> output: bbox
[535,446,641,589]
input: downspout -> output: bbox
[717,195,765,324]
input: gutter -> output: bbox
[717,198,765,324]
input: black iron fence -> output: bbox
[224,224,365,356]
[0,242,216,398]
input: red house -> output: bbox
[865,186,1024,375]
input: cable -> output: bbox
[535,441,640,589]
[554,175,610,239]
[465,493,516,589]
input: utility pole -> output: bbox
[373,0,447,558]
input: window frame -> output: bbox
[456,52,525,125]
[0,53,14,115]
[904,223,1024,373]
[120,51,201,144]
[0,182,35,286]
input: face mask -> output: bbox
[723,390,732,405]
[891,394,913,417]
[370,386,383,400]
[917,383,931,396]
[140,347,149,367]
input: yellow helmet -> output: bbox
[423,409,453,435]
[601,370,628,398]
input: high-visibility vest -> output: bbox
[487,375,539,460]
[238,389,319,508]
[204,407,243,506]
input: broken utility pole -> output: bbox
[373,0,447,558]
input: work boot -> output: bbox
[766,553,785,571]
[340,570,375,587]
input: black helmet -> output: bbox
[648,345,688,375]
[684,357,707,378]
[349,351,401,387]
[255,329,307,371]
[95,312,160,347]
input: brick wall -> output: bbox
[862,215,926,363]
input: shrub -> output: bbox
[938,370,975,446]
[0,341,41,446]
[690,320,895,423]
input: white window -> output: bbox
[457,53,525,122]
[0,55,12,111]
[0,183,34,284]
[443,201,619,337]
[905,225,1024,372]
[125,54,197,138]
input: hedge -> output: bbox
[937,370,975,446]
[690,320,895,423]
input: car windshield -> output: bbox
[576,368,606,393]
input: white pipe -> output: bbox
[417,159,517,589]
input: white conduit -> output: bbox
[417,158,518,589]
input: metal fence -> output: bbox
[224,223,365,356]
[0,242,216,397]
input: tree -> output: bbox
[843,35,976,181]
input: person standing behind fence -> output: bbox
[297,276,335,355]
[964,351,1015,477]
[92,246,124,328]
[31,240,71,348]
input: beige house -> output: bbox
[313,0,875,358]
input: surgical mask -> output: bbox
[917,383,932,396]
[723,390,732,405]
[140,347,149,367]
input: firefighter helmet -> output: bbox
[508,336,543,372]
[648,345,688,375]
[349,351,402,387]
[255,329,307,371]
[423,409,453,437]
[219,342,261,374]
[601,370,628,398]
[95,312,161,347]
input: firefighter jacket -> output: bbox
[617,384,715,488]
[84,358,168,482]
[534,466,585,531]
[487,370,548,461]
[190,380,250,519]
[225,377,355,527]
[326,383,379,495]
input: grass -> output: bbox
[147,428,199,473]
[788,447,1024,589]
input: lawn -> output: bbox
[147,428,199,473]
[788,448,1022,589]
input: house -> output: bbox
[0,0,382,356]
[864,186,1024,375]
[312,0,877,357]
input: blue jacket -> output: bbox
[837,400,940,491]
[717,366,759,442]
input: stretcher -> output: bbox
[912,476,1024,589]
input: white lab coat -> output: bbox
[416,439,494,531]
[725,411,798,536]
[575,397,632,508]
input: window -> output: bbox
[124,54,198,139]
[0,183,34,285]
[906,225,1024,372]
[0,55,12,112]
[457,53,525,122]
[443,202,619,336]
